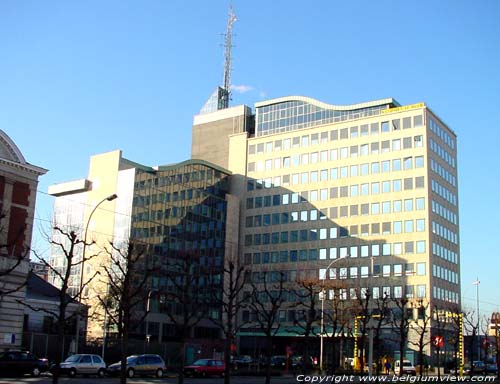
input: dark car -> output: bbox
[107,354,166,378]
[270,355,287,368]
[0,350,49,377]
[183,359,225,377]
[231,355,252,367]
[486,363,498,375]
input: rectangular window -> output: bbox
[416,197,425,210]
[394,242,402,255]
[392,139,401,151]
[360,163,369,175]
[416,241,426,254]
[330,168,338,180]
[393,221,402,234]
[405,220,414,233]
[404,157,413,170]
[417,262,426,275]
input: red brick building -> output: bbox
[0,129,46,351]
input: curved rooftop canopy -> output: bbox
[254,96,400,136]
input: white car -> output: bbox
[394,360,417,376]
[59,354,106,377]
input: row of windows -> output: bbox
[134,203,226,222]
[433,286,459,304]
[246,202,426,228]
[431,179,457,206]
[248,178,425,206]
[318,261,426,280]
[245,217,427,243]
[430,159,456,187]
[248,136,424,173]
[134,169,227,190]
[433,264,459,285]
[243,241,427,265]
[431,200,458,226]
[330,199,425,221]
[432,242,458,264]
[429,117,455,150]
[253,112,424,145]
[430,138,456,169]
[432,221,459,245]
[249,155,426,183]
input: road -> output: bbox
[0,374,298,384]
[1,374,498,384]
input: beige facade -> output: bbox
[192,96,460,357]
[48,150,132,340]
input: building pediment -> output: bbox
[0,129,26,164]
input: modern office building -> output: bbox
[192,95,460,361]
[48,150,234,355]
[0,129,47,351]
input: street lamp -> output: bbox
[473,279,480,361]
[319,256,346,373]
[75,193,118,354]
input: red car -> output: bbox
[183,359,225,377]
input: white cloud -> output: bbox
[230,84,254,93]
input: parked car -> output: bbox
[230,355,252,367]
[270,355,287,368]
[464,361,486,375]
[486,363,498,375]
[291,356,314,369]
[394,360,416,376]
[57,354,106,377]
[183,359,225,377]
[0,350,49,377]
[107,354,166,378]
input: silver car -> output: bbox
[107,354,166,378]
[59,354,106,377]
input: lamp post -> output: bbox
[75,193,118,354]
[473,279,480,361]
[319,256,346,373]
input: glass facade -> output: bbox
[130,161,230,333]
[255,98,396,136]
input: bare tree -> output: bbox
[409,300,431,375]
[323,283,352,372]
[158,250,216,384]
[209,251,248,384]
[371,293,390,375]
[96,241,153,384]
[247,270,287,384]
[287,277,322,372]
[462,308,480,376]
[29,227,99,384]
[390,296,412,377]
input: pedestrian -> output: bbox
[385,360,391,375]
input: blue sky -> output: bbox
[1,1,499,320]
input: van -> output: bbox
[394,360,416,376]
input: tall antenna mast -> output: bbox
[222,3,237,99]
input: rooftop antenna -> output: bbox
[198,3,236,114]
[222,3,237,106]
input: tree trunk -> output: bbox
[224,334,231,384]
[177,341,186,384]
[264,337,273,384]
[120,328,128,384]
